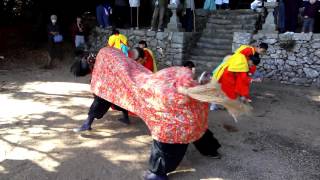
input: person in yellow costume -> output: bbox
[107,29,128,50]
[212,43,268,100]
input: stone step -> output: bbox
[196,41,231,50]
[209,14,259,21]
[207,18,258,24]
[207,18,257,25]
[188,59,222,71]
[205,23,256,31]
[190,55,225,62]
[206,19,231,25]
[201,33,234,40]
[186,9,260,72]
[203,29,255,34]
[211,9,257,15]
[198,36,233,43]
[221,29,254,33]
[197,38,232,45]
[191,48,231,57]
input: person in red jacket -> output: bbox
[213,52,266,102]
[214,43,268,101]
[71,16,87,48]
[138,40,158,72]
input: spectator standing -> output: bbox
[302,0,320,33]
[129,0,141,28]
[184,0,196,32]
[114,0,129,28]
[71,16,86,48]
[46,14,63,68]
[284,0,303,33]
[96,1,113,28]
[278,0,286,33]
[149,0,168,32]
[203,0,216,11]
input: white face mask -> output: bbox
[191,67,196,74]
[51,19,57,24]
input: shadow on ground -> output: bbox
[1,50,320,180]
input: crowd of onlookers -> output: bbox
[94,0,199,32]
[251,0,320,34]
[44,0,320,68]
[44,0,200,67]
[45,15,88,68]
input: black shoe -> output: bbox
[73,124,92,132]
[143,171,168,180]
[118,118,130,125]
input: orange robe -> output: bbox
[213,53,251,100]
[249,65,257,75]
[219,70,251,100]
[143,48,157,73]
[219,65,258,100]
[143,50,155,72]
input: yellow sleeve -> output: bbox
[120,34,128,46]
[212,54,249,81]
[108,35,115,47]
[212,61,229,81]
[227,54,249,72]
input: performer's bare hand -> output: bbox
[252,78,262,83]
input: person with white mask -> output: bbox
[46,14,63,68]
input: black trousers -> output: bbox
[48,41,63,60]
[149,129,221,176]
[285,9,299,32]
[88,95,128,120]
[216,3,229,10]
[184,8,193,32]
[114,6,128,28]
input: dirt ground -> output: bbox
[0,49,320,180]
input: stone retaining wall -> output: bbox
[88,9,210,68]
[233,32,320,87]
[88,27,201,68]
